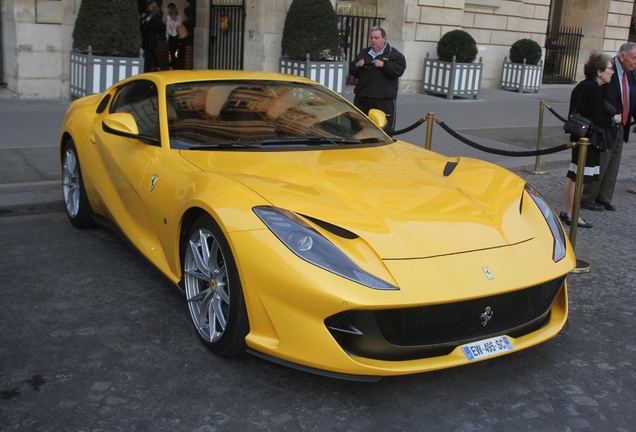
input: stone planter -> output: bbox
[422,53,483,100]
[501,58,543,93]
[279,56,346,94]
[70,47,143,98]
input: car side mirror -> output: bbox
[102,112,160,146]
[367,109,388,129]
[102,112,140,137]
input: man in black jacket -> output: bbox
[350,26,407,134]
[582,42,636,211]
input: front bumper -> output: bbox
[325,276,565,361]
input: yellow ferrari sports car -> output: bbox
[59,70,575,381]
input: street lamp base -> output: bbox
[570,258,590,274]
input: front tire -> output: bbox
[61,138,94,228]
[183,214,249,356]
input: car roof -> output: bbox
[128,70,319,86]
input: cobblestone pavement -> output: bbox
[1,161,635,431]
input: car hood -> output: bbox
[180,143,533,259]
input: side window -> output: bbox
[110,80,159,141]
[96,94,111,114]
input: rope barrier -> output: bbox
[390,107,571,157]
[546,104,568,123]
[547,103,636,127]
[434,118,570,157]
[391,117,426,136]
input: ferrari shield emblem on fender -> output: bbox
[482,266,494,280]
[149,174,159,192]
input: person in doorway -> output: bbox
[581,42,636,212]
[141,0,162,72]
[560,52,621,228]
[165,3,183,70]
[350,26,406,134]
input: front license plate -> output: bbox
[462,335,513,361]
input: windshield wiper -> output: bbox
[261,137,362,146]
[187,137,381,150]
[188,142,260,150]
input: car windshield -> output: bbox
[165,80,392,149]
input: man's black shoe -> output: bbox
[596,201,616,211]
[580,202,605,211]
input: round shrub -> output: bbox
[437,30,478,63]
[509,39,543,65]
[73,0,142,57]
[281,0,341,61]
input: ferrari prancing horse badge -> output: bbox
[149,174,159,192]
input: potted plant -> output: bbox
[422,29,483,100]
[501,38,544,93]
[70,0,144,98]
[279,0,346,94]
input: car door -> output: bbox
[90,80,166,250]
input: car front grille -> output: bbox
[324,276,566,361]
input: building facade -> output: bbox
[1,0,634,98]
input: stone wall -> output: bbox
[560,0,633,71]
[2,0,635,98]
[2,0,76,98]
[400,0,551,90]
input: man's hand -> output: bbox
[372,59,384,68]
[355,59,365,68]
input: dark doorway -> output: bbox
[208,0,245,70]
[543,25,584,84]
[542,0,583,84]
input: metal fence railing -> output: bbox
[208,1,245,70]
[543,25,584,84]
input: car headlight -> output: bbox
[253,206,398,290]
[524,183,567,262]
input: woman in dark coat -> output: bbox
[560,52,620,228]
[141,0,162,72]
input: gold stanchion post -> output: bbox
[425,112,434,150]
[570,137,590,273]
[526,100,548,175]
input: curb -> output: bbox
[0,180,65,215]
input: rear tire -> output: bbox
[61,139,94,228]
[183,214,249,356]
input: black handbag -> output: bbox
[563,81,593,138]
[563,112,592,137]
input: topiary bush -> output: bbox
[281,0,341,61]
[73,0,142,57]
[509,39,543,65]
[437,30,478,63]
